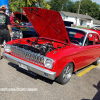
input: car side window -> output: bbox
[85,33,100,46]
[85,33,94,46]
[95,34,100,45]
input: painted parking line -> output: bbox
[77,63,100,77]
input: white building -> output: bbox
[60,11,94,28]
[93,20,100,27]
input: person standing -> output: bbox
[0,6,13,60]
[10,12,14,24]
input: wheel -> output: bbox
[93,57,100,65]
[55,62,73,85]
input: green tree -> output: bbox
[9,0,26,12]
[73,0,100,20]
[63,0,74,12]
[50,0,65,11]
[8,0,51,12]
[72,1,79,13]
[99,9,100,20]
[89,2,100,20]
[27,0,51,9]
[50,0,74,11]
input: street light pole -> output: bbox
[76,0,81,27]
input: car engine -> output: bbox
[12,42,55,56]
[33,43,55,55]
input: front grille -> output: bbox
[11,45,44,66]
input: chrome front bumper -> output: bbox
[2,52,56,80]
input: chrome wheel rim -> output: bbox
[97,57,100,64]
[63,64,73,83]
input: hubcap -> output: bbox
[97,57,100,64]
[63,64,73,82]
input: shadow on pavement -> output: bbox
[8,62,54,85]
[82,81,100,100]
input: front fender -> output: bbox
[55,56,75,77]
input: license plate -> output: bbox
[18,62,28,70]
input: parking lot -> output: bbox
[0,48,100,100]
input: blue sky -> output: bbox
[72,0,100,5]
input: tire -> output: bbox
[93,57,100,65]
[55,62,73,85]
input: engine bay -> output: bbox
[12,38,67,56]
[13,43,55,56]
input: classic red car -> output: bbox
[2,7,100,84]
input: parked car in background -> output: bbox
[11,12,37,39]
[12,22,37,39]
[91,26,100,30]
[64,21,73,27]
[3,7,100,85]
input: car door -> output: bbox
[80,33,100,68]
[93,33,100,59]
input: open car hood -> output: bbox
[14,12,29,23]
[22,7,70,43]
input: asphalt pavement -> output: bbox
[0,48,100,100]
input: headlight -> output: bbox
[44,57,54,69]
[4,44,11,53]
[19,31,23,38]
[12,30,23,39]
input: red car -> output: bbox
[3,7,100,84]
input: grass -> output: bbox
[76,26,91,29]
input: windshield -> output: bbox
[66,28,86,45]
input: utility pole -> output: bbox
[76,0,81,27]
